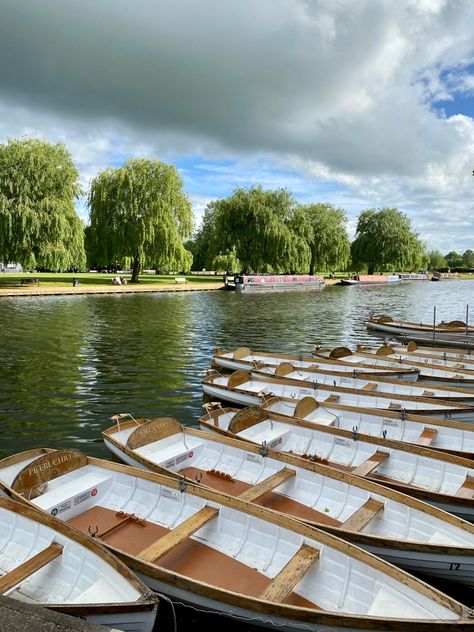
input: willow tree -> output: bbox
[351,208,426,274]
[210,186,310,273]
[291,203,350,274]
[0,138,85,270]
[88,159,194,282]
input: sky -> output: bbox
[1,0,474,252]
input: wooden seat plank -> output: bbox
[0,543,63,594]
[138,506,218,563]
[456,476,474,499]
[416,427,438,447]
[342,498,384,532]
[239,468,296,502]
[352,451,390,477]
[260,544,320,603]
[325,394,340,403]
[361,383,377,391]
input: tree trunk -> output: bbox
[368,265,374,275]
[131,257,141,283]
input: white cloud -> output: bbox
[0,1,474,250]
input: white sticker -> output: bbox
[245,453,263,463]
[335,438,351,447]
[383,418,400,427]
[162,488,179,500]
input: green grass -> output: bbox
[0,272,224,288]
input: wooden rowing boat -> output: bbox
[367,316,474,347]
[198,405,474,523]
[247,363,474,419]
[213,347,474,405]
[0,495,158,631]
[203,370,474,457]
[353,344,474,373]
[213,346,420,380]
[313,347,474,388]
[0,448,472,631]
[102,413,474,586]
[356,341,474,365]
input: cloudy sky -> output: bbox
[1,0,474,252]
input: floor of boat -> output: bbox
[180,466,342,527]
[67,505,318,608]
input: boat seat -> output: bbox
[33,472,112,517]
[361,383,377,391]
[239,468,295,502]
[0,543,63,594]
[456,475,474,499]
[342,498,384,532]
[259,544,320,603]
[388,402,401,410]
[416,427,437,447]
[352,451,390,477]
[138,506,219,563]
[422,390,435,397]
[324,395,340,403]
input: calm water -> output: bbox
[1,280,473,458]
[1,280,473,628]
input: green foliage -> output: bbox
[428,249,446,270]
[188,203,219,271]
[445,250,463,269]
[351,208,426,274]
[290,203,350,273]
[0,138,86,271]
[462,249,474,269]
[88,158,193,282]
[203,186,310,273]
[212,246,241,273]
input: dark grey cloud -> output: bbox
[0,0,472,175]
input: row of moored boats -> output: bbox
[3,319,474,631]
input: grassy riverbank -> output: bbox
[0,272,224,288]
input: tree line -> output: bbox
[0,137,461,282]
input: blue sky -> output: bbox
[1,0,474,251]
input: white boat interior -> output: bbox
[0,451,465,623]
[215,348,419,379]
[319,346,474,375]
[314,351,474,384]
[204,373,474,456]
[262,396,474,455]
[104,418,474,550]
[200,408,474,505]
[250,366,474,419]
[0,499,144,608]
[357,343,474,365]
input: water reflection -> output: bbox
[0,281,473,459]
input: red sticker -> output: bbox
[188,451,193,458]
[91,488,97,496]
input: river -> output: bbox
[1,280,473,629]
